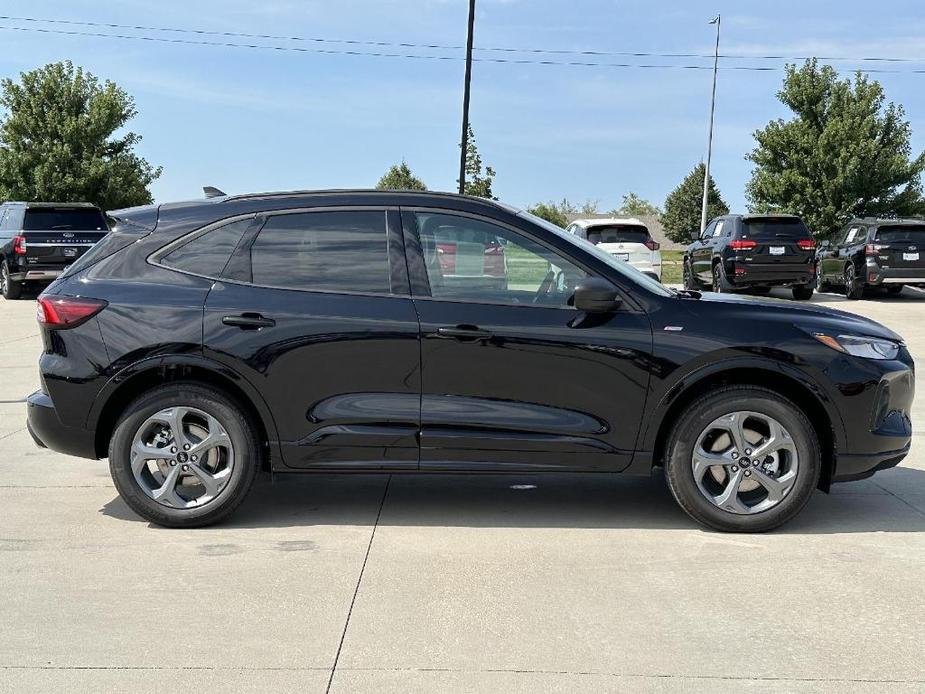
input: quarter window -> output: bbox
[249,210,391,294]
[713,220,725,237]
[162,218,252,277]
[411,212,588,307]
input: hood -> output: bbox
[692,291,904,343]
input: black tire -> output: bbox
[682,259,699,290]
[1,260,22,300]
[791,285,814,301]
[844,263,864,300]
[886,284,904,295]
[109,383,260,528]
[750,286,771,295]
[711,261,735,293]
[664,386,821,533]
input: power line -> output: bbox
[2,23,924,74]
[2,14,925,65]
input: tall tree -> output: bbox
[460,125,496,199]
[376,161,427,191]
[526,201,569,227]
[611,192,660,217]
[0,61,161,210]
[660,163,729,243]
[747,59,925,236]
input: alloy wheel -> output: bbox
[0,264,7,295]
[130,406,235,508]
[845,266,856,295]
[712,265,724,293]
[691,411,799,515]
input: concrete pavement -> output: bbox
[1,288,924,693]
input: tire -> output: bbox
[664,386,821,533]
[750,286,771,295]
[682,259,699,290]
[711,261,735,293]
[887,284,904,295]
[791,285,814,301]
[844,263,864,300]
[0,260,22,300]
[109,383,260,528]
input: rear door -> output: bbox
[403,209,653,472]
[202,207,422,470]
[738,217,814,275]
[873,224,925,274]
[589,224,651,267]
[21,206,108,269]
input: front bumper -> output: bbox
[26,390,98,459]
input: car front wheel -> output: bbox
[109,384,260,528]
[664,386,820,532]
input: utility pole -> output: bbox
[458,0,476,195]
[700,14,721,234]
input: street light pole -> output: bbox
[458,0,476,195]
[700,14,721,234]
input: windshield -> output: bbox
[518,211,673,296]
[741,218,808,239]
[875,225,925,243]
[24,207,108,231]
[587,225,650,245]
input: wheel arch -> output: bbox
[647,364,840,492]
[91,356,280,470]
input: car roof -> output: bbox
[1,201,100,209]
[849,217,925,226]
[737,213,803,221]
[570,217,648,228]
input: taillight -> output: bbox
[37,296,107,328]
[796,239,816,250]
[729,240,757,250]
[866,244,887,256]
[644,240,660,251]
[12,235,26,255]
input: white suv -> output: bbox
[567,218,662,281]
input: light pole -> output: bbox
[700,14,721,234]
[458,0,476,195]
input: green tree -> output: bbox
[746,60,925,237]
[460,125,496,199]
[526,201,569,227]
[376,161,427,191]
[611,192,660,217]
[0,61,161,210]
[660,163,729,243]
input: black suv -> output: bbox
[684,214,817,300]
[0,202,109,299]
[26,191,914,532]
[817,218,925,299]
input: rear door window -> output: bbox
[248,210,392,294]
[586,225,650,244]
[23,207,108,231]
[874,225,925,243]
[741,218,808,239]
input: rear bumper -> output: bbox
[729,260,814,286]
[26,390,98,459]
[865,265,925,285]
[9,269,63,282]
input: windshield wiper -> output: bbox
[672,288,702,299]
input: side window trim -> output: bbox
[148,213,257,278]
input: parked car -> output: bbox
[566,218,662,281]
[27,191,913,532]
[816,218,925,299]
[0,202,109,300]
[683,214,816,300]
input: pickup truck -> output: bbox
[0,202,109,299]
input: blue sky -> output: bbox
[2,1,925,212]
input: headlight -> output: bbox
[811,332,901,360]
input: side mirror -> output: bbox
[573,277,621,313]
[690,230,701,242]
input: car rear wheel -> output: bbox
[792,285,814,301]
[664,386,820,532]
[682,259,699,290]
[844,264,864,300]
[109,384,260,528]
[0,261,22,300]
[711,262,734,293]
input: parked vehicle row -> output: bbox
[0,201,109,299]
[25,190,913,533]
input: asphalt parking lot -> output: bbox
[2,288,925,694]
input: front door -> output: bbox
[203,207,421,469]
[691,220,718,282]
[402,209,653,472]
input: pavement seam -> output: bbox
[0,427,25,442]
[325,474,392,694]
[872,480,925,517]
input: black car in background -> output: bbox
[0,202,109,299]
[817,218,925,299]
[26,190,914,533]
[684,214,817,300]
